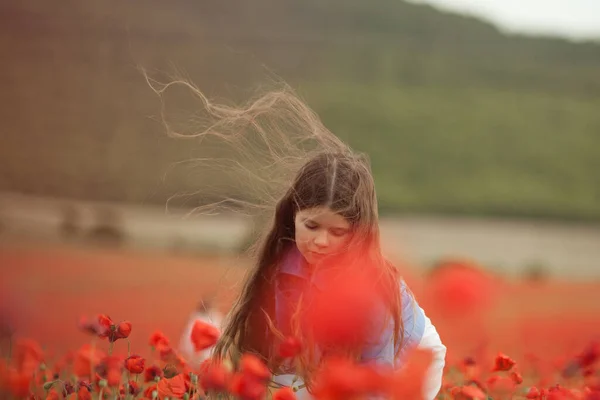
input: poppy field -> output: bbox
[1,242,599,399]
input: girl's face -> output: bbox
[294,206,353,265]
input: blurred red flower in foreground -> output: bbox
[311,356,393,399]
[199,360,230,393]
[278,336,302,359]
[99,355,123,387]
[240,354,271,381]
[5,366,31,398]
[305,266,382,352]
[149,330,170,348]
[425,259,497,317]
[273,386,297,400]
[391,348,434,400]
[191,320,220,351]
[78,316,105,336]
[229,372,267,400]
[73,344,105,379]
[14,338,44,375]
[228,354,272,400]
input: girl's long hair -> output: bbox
[145,74,404,378]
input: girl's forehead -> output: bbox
[297,206,351,227]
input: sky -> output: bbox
[408,0,600,40]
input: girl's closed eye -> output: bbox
[330,228,348,237]
[304,221,318,230]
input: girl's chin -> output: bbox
[305,251,337,266]
[298,250,321,263]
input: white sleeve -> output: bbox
[417,308,447,400]
[178,311,224,366]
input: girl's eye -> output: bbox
[305,222,318,230]
[330,229,348,237]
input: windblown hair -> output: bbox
[145,73,404,380]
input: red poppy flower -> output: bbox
[46,388,61,400]
[229,372,267,400]
[306,268,381,352]
[311,357,380,399]
[14,338,44,376]
[191,320,220,352]
[120,380,141,397]
[143,383,158,399]
[73,385,92,400]
[273,387,296,400]
[510,371,523,385]
[124,355,145,374]
[96,315,132,342]
[149,331,170,348]
[157,343,176,362]
[78,316,104,336]
[391,348,434,400]
[157,373,189,399]
[73,344,105,379]
[278,337,302,359]
[116,321,132,339]
[6,367,31,398]
[492,352,516,372]
[425,260,497,317]
[199,360,229,393]
[144,365,164,382]
[526,386,541,399]
[101,355,123,387]
[239,354,270,381]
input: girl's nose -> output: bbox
[313,231,329,248]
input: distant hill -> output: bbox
[1,0,599,221]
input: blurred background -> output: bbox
[1,0,599,361]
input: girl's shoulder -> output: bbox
[278,246,305,277]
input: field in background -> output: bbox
[3,193,600,281]
[2,241,600,367]
[0,242,246,359]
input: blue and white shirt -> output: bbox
[273,247,446,400]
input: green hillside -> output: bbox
[1,0,599,220]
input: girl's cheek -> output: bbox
[329,238,345,251]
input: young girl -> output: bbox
[147,78,446,399]
[211,151,446,399]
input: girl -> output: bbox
[212,151,446,399]
[147,78,446,399]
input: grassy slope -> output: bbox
[1,0,599,220]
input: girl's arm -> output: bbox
[418,308,447,400]
[360,281,425,365]
[360,282,446,400]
